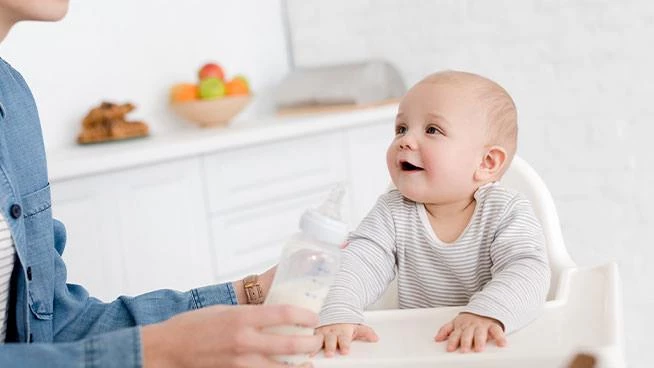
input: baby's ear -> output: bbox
[474,146,507,182]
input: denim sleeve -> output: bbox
[17,221,240,367]
[0,284,237,368]
[0,327,140,368]
[53,281,239,342]
[2,282,238,367]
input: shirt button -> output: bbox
[27,267,32,281]
[10,204,22,219]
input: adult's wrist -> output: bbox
[232,279,248,304]
[233,266,276,305]
[141,324,174,368]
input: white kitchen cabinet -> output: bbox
[203,131,348,214]
[112,159,214,296]
[50,177,125,301]
[51,158,214,301]
[47,106,397,300]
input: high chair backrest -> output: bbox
[368,155,575,310]
[499,155,576,300]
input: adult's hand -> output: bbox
[142,304,322,368]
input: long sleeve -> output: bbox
[0,327,140,368]
[52,282,238,342]
[1,273,236,367]
[319,195,397,326]
[0,218,237,367]
[0,283,235,367]
[462,194,550,333]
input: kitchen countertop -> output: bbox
[46,104,397,182]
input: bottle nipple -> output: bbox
[317,183,346,220]
[299,183,348,245]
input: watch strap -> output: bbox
[243,274,265,304]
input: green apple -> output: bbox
[199,77,225,100]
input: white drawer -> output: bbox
[210,187,349,281]
[203,132,347,213]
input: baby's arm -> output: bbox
[462,193,551,334]
[318,195,398,351]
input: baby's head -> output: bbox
[386,70,517,205]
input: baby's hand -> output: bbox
[315,323,379,357]
[434,312,507,353]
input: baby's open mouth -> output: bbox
[400,161,424,171]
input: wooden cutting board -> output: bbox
[276,98,400,116]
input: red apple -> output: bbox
[198,63,225,81]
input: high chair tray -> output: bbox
[314,263,625,368]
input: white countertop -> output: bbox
[46,105,397,182]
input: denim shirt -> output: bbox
[0,57,238,367]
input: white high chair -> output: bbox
[314,156,625,368]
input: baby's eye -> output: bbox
[425,126,440,135]
[395,125,407,135]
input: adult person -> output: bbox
[0,1,321,366]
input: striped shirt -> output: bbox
[0,212,16,342]
[319,182,550,333]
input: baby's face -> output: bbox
[386,80,489,204]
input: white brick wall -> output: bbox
[286,1,654,366]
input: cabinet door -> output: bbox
[114,159,214,295]
[50,180,125,301]
[51,158,214,300]
[203,132,348,214]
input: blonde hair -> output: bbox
[420,70,518,173]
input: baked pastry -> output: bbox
[78,102,149,144]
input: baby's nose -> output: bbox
[398,137,416,150]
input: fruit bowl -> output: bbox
[170,95,251,128]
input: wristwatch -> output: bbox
[243,274,265,304]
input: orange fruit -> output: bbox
[225,77,249,96]
[170,83,198,102]
[233,75,249,89]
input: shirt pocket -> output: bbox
[21,183,55,320]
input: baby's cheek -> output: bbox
[422,156,445,176]
[386,150,397,175]
[385,146,395,165]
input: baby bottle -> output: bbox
[264,184,348,364]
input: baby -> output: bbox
[316,70,550,355]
